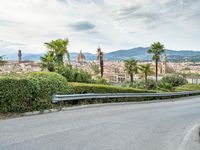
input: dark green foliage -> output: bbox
[68,82,154,94]
[0,72,68,112]
[55,65,74,82]
[27,72,67,96]
[56,65,92,83]
[159,74,188,87]
[0,55,6,66]
[40,52,55,72]
[0,77,39,112]
[73,69,92,83]
[158,82,174,92]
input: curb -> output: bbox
[22,95,199,117]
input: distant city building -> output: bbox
[2,50,200,84]
[77,50,86,63]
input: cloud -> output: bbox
[0,0,200,55]
[0,19,17,27]
[0,40,26,54]
[70,21,95,31]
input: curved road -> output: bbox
[1,96,200,150]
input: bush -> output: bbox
[158,82,174,92]
[55,65,75,82]
[68,82,154,94]
[0,72,68,112]
[122,79,157,90]
[0,76,39,112]
[159,74,188,87]
[56,65,92,83]
[27,72,67,97]
[73,69,92,83]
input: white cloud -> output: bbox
[0,0,200,55]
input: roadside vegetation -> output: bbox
[0,39,198,115]
[0,72,67,113]
[68,82,153,94]
[176,84,200,91]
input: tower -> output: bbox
[77,50,86,63]
[18,50,22,64]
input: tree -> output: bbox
[0,55,6,66]
[124,59,138,82]
[139,63,154,89]
[90,62,100,75]
[148,42,165,82]
[44,39,70,65]
[97,47,104,78]
[40,52,55,72]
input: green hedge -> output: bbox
[0,72,68,113]
[68,82,155,94]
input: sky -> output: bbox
[0,0,200,55]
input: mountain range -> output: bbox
[5,47,200,62]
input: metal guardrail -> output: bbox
[52,91,200,103]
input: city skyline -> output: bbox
[0,0,200,55]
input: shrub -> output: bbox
[159,74,188,87]
[0,76,39,112]
[0,72,68,112]
[122,79,157,90]
[146,79,157,90]
[68,82,154,94]
[27,72,67,96]
[56,65,92,83]
[55,65,74,82]
[158,82,174,92]
[73,69,92,83]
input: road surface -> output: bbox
[0,96,200,150]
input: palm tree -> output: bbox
[40,52,55,72]
[148,42,165,82]
[124,59,138,82]
[97,47,104,78]
[45,39,70,65]
[139,63,154,89]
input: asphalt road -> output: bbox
[1,96,200,150]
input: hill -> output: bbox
[5,47,200,62]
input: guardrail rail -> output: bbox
[52,91,200,103]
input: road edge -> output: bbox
[22,95,200,117]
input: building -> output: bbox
[77,50,86,64]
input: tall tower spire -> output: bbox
[18,49,22,64]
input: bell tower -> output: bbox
[18,50,22,63]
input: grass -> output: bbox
[176,84,200,91]
[68,82,156,94]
